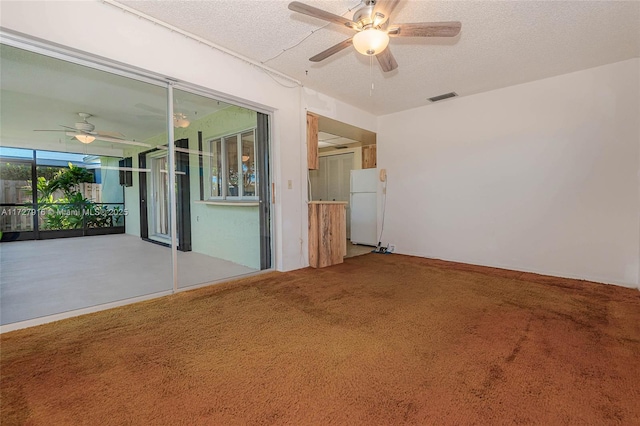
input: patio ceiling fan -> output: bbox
[288,0,462,72]
[34,112,150,148]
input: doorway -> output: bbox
[138,138,191,251]
[149,152,170,243]
[308,115,378,257]
[309,152,353,237]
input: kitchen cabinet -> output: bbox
[308,201,347,268]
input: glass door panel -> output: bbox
[0,44,172,326]
[172,88,271,288]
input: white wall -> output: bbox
[0,0,375,272]
[378,59,640,288]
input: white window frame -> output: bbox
[208,128,258,201]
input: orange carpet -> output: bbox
[2,254,639,425]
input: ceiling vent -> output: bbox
[428,92,458,103]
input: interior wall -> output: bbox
[378,58,640,288]
[0,0,375,272]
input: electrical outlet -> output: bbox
[287,180,293,189]
[388,244,396,253]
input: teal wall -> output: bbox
[99,156,124,204]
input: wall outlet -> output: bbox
[388,244,396,253]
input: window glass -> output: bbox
[241,131,256,197]
[210,139,222,197]
[225,135,239,197]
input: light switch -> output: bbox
[288,180,293,189]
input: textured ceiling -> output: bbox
[117,0,640,115]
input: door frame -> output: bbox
[138,138,192,251]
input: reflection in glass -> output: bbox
[0,44,170,326]
[173,88,268,289]
[211,139,222,198]
[226,135,239,197]
[151,155,169,238]
[0,158,34,232]
[241,131,256,197]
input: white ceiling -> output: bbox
[318,131,360,148]
[117,0,640,115]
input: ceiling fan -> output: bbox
[288,0,462,72]
[34,113,150,148]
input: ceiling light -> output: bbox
[75,134,95,144]
[352,28,389,56]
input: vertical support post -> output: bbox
[257,112,271,270]
[167,84,178,292]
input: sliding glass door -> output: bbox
[0,41,273,328]
[171,88,271,288]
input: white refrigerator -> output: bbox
[350,169,378,246]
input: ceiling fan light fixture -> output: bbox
[173,113,190,128]
[353,28,389,56]
[75,134,95,144]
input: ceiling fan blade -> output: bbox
[34,129,68,132]
[288,1,357,29]
[388,22,462,38]
[373,0,401,23]
[64,132,150,148]
[96,130,126,139]
[309,38,353,62]
[376,47,398,72]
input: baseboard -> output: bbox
[396,250,639,290]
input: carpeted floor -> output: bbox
[1,254,639,425]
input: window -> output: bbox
[209,129,257,200]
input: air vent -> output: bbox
[428,92,458,103]
[335,146,349,149]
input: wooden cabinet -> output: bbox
[307,112,319,170]
[308,201,347,268]
[362,144,377,169]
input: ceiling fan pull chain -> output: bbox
[369,54,374,96]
